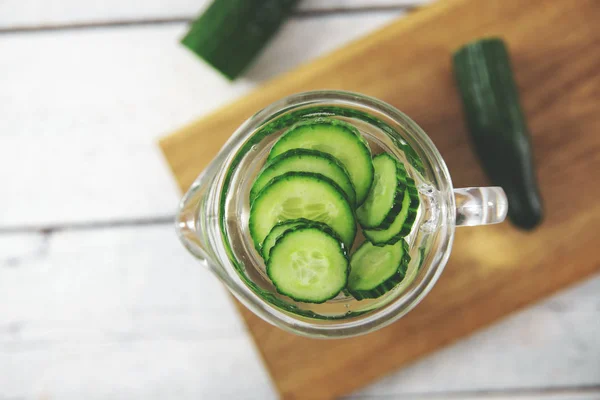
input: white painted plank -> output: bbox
[2,339,278,400]
[302,0,434,10]
[0,0,421,30]
[0,13,399,228]
[1,226,599,398]
[0,233,47,267]
[486,394,600,400]
[349,392,600,400]
[0,226,244,344]
[0,0,209,30]
[500,395,600,400]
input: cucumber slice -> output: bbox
[267,226,349,303]
[356,153,405,230]
[363,176,419,246]
[249,172,356,250]
[261,219,329,261]
[347,239,410,300]
[250,149,356,206]
[181,0,298,80]
[268,118,374,205]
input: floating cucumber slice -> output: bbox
[261,219,331,261]
[347,239,410,300]
[249,172,356,250]
[268,118,373,205]
[250,149,355,206]
[356,153,406,230]
[363,175,419,246]
[267,226,348,303]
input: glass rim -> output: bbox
[210,90,456,338]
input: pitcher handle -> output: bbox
[454,187,508,227]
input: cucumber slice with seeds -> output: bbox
[364,176,419,246]
[250,149,356,206]
[356,153,406,230]
[249,172,356,250]
[268,118,373,205]
[347,239,410,300]
[267,226,349,303]
[261,219,330,261]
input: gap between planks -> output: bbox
[0,216,175,236]
[0,3,419,35]
[344,385,600,399]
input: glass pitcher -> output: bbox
[176,91,507,338]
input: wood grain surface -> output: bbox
[160,0,600,398]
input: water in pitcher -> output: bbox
[218,109,441,320]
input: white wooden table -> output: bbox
[1,1,599,399]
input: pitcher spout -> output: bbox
[176,200,209,264]
[175,161,221,266]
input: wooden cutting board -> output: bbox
[160,0,600,398]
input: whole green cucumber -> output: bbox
[453,38,543,230]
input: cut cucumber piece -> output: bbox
[250,149,356,206]
[364,176,419,246]
[267,226,349,303]
[261,219,329,261]
[453,38,542,229]
[268,118,373,205]
[356,153,405,230]
[181,0,298,80]
[347,239,410,300]
[249,172,356,250]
